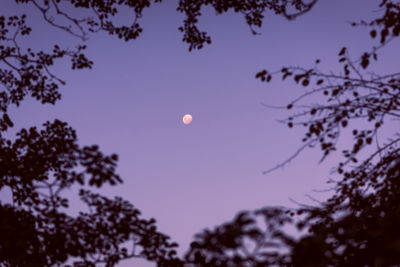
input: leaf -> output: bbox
[3,113,13,127]
[344,65,350,75]
[361,53,370,69]
[294,74,303,83]
[255,69,267,79]
[332,89,340,96]
[338,47,346,56]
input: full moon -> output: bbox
[182,114,192,125]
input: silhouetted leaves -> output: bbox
[0,14,95,131]
[370,29,377,38]
[0,204,45,266]
[0,120,181,266]
[293,150,400,266]
[191,1,400,266]
[177,0,318,50]
[185,207,294,266]
[361,52,370,69]
[338,46,346,56]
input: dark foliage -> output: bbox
[1,0,166,131]
[0,120,180,266]
[177,0,317,50]
[291,152,400,266]
[0,1,183,265]
[185,1,400,266]
[185,208,295,266]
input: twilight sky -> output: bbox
[2,0,400,266]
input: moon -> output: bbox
[182,114,192,125]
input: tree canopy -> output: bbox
[1,0,400,266]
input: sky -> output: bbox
[2,0,400,266]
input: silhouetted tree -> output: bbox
[0,120,181,266]
[184,1,400,266]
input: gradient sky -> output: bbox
[2,0,400,266]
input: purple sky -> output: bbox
[2,0,400,266]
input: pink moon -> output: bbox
[182,114,192,125]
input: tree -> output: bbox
[183,0,400,266]
[0,120,181,266]
[0,0,320,266]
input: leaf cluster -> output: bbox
[177,0,317,50]
[185,207,294,266]
[0,120,180,266]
